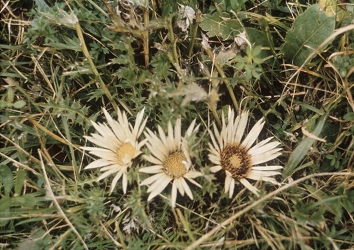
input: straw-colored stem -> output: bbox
[143,4,149,67]
[204,47,239,112]
[75,22,117,112]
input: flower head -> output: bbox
[139,118,202,207]
[208,107,282,198]
[81,107,147,194]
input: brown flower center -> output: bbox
[116,142,136,165]
[220,144,252,179]
[163,152,188,178]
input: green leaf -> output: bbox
[0,196,11,212]
[199,12,242,40]
[0,165,14,196]
[282,4,335,66]
[12,194,36,207]
[44,36,81,51]
[7,87,14,103]
[15,169,26,196]
[0,100,10,108]
[245,28,272,61]
[13,100,26,109]
[283,114,327,177]
[343,112,354,120]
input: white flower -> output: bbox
[175,4,195,32]
[81,107,147,194]
[139,118,202,207]
[208,107,282,198]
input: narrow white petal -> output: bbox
[157,126,169,151]
[208,142,220,156]
[234,111,248,143]
[167,121,175,151]
[213,123,224,152]
[140,172,166,186]
[230,113,240,144]
[247,137,273,154]
[224,173,232,194]
[171,183,178,207]
[228,176,235,198]
[90,121,107,137]
[252,166,283,171]
[132,108,145,137]
[185,176,202,188]
[122,172,128,194]
[109,166,128,194]
[137,138,148,150]
[174,178,185,196]
[100,164,121,172]
[241,119,264,150]
[174,118,181,147]
[208,131,220,153]
[210,165,222,173]
[184,170,203,179]
[138,165,164,174]
[239,178,259,196]
[185,119,197,137]
[137,117,148,138]
[147,175,171,201]
[88,150,119,162]
[181,178,194,200]
[147,174,171,193]
[247,175,279,184]
[103,108,113,122]
[84,159,112,169]
[251,150,282,165]
[96,167,120,181]
[249,141,281,157]
[84,136,117,150]
[248,170,281,178]
[147,142,167,162]
[146,142,168,162]
[208,153,221,165]
[143,154,163,165]
[109,121,130,143]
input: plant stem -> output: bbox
[203,46,239,112]
[75,21,117,112]
[143,3,149,68]
[188,9,201,58]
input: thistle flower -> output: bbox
[81,107,147,194]
[208,107,282,197]
[139,118,202,207]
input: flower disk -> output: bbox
[163,152,188,178]
[220,144,252,179]
[81,107,147,194]
[208,107,282,198]
[139,118,202,207]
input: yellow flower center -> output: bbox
[163,152,188,178]
[220,144,252,179]
[116,142,136,165]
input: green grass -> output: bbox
[1,0,354,249]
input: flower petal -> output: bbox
[239,178,259,196]
[147,174,171,201]
[139,165,164,174]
